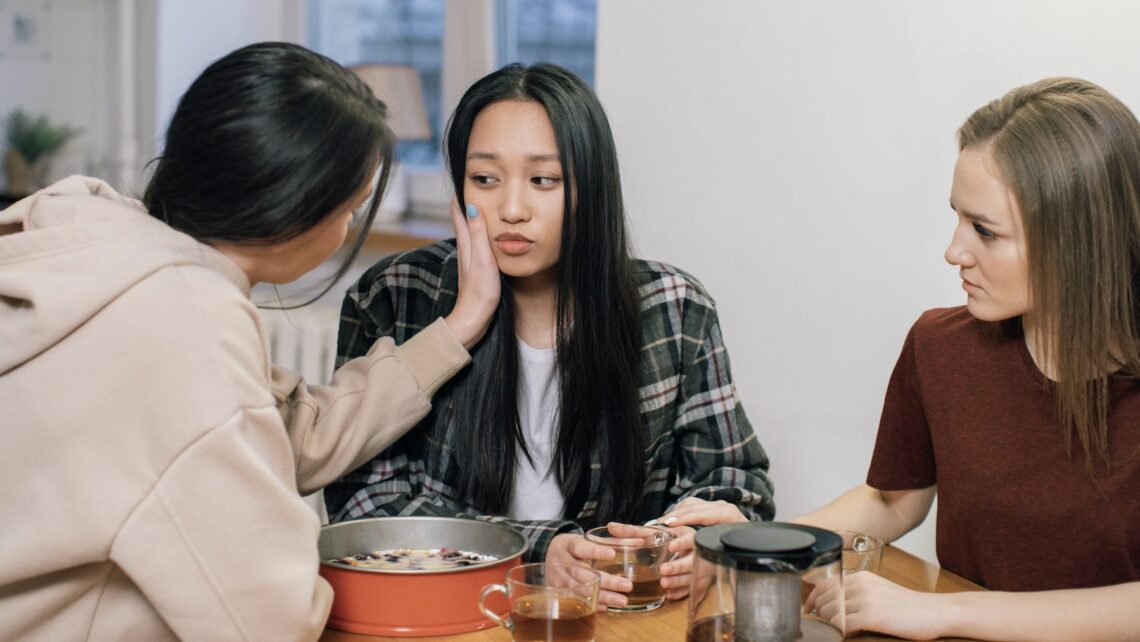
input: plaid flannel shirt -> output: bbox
[325,240,774,561]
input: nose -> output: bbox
[944,224,975,268]
[498,180,531,224]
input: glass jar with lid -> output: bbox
[686,522,844,642]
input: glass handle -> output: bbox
[478,583,512,630]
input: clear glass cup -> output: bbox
[585,524,675,612]
[479,563,600,642]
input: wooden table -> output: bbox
[362,218,452,254]
[321,545,981,642]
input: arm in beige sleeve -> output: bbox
[271,317,470,495]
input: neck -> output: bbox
[511,270,557,350]
[212,243,264,285]
[1021,313,1058,381]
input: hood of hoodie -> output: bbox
[0,175,250,374]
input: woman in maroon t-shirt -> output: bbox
[798,77,1140,641]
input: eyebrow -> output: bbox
[466,151,560,163]
[949,200,1000,227]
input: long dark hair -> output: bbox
[958,77,1140,472]
[143,42,394,304]
[444,63,644,524]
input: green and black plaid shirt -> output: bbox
[325,240,774,560]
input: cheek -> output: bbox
[331,214,352,247]
[992,252,1026,289]
[463,194,496,223]
[462,179,489,206]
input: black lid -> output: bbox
[694,522,842,572]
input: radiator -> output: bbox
[260,303,339,523]
[260,303,340,386]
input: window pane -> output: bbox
[500,0,596,85]
[307,0,444,166]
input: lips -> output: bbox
[494,232,533,256]
[961,274,981,293]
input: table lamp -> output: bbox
[349,64,432,223]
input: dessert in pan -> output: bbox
[329,547,498,571]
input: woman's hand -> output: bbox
[808,570,948,641]
[601,522,694,602]
[545,533,631,610]
[654,497,749,528]
[444,201,500,349]
[659,525,697,600]
[644,498,748,601]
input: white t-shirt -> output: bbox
[506,338,566,520]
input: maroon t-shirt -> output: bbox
[868,307,1140,591]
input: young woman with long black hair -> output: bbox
[326,62,774,608]
[0,42,499,640]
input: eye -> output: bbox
[531,176,562,188]
[469,174,497,187]
[972,222,995,239]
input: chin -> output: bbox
[495,256,553,280]
[497,265,535,279]
[964,299,1020,323]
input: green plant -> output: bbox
[5,110,81,163]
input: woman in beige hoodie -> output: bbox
[0,43,499,641]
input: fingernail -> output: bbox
[661,516,679,526]
[643,519,658,527]
[465,204,478,219]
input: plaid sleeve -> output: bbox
[644,265,775,521]
[671,310,775,520]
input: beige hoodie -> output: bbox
[0,176,470,641]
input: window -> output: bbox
[307,0,444,166]
[497,0,596,84]
[307,0,596,175]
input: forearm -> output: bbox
[793,483,933,542]
[281,318,469,494]
[939,582,1140,642]
[672,465,775,522]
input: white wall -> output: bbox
[1,0,301,196]
[0,0,114,187]
[152,0,303,158]
[596,0,1140,562]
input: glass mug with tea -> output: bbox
[479,563,600,642]
[585,524,675,612]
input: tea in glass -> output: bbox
[479,563,601,642]
[586,524,674,612]
[510,594,596,642]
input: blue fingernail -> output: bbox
[466,204,478,219]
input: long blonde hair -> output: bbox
[958,77,1140,470]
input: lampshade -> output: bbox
[350,64,432,141]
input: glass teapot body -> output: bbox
[686,522,844,642]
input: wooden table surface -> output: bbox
[321,545,981,642]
